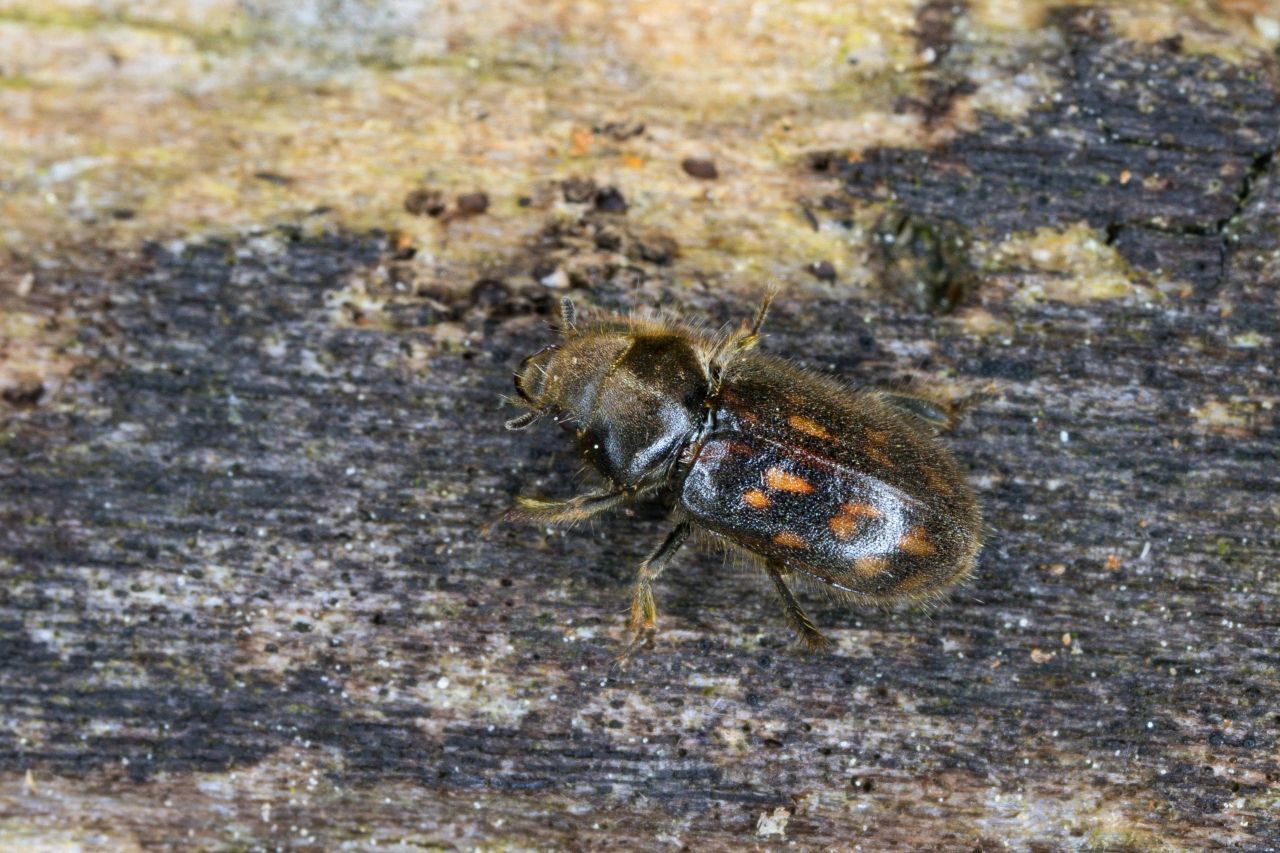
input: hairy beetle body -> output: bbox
[507,296,982,652]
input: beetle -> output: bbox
[505,294,982,653]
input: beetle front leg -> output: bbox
[766,562,831,652]
[509,488,631,525]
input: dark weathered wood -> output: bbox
[2,5,1279,850]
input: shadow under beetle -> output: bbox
[505,294,982,654]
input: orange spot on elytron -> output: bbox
[828,502,883,541]
[865,429,889,446]
[864,445,895,468]
[743,489,771,509]
[854,556,889,578]
[788,415,833,441]
[764,466,815,494]
[898,526,936,558]
[773,531,807,548]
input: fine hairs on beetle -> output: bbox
[505,293,983,655]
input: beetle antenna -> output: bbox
[504,410,541,430]
[750,287,778,337]
[558,296,577,334]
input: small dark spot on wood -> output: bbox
[807,151,838,173]
[807,260,836,282]
[2,381,44,407]
[595,121,645,141]
[681,157,719,180]
[253,171,293,186]
[404,188,446,217]
[593,186,628,213]
[456,192,490,215]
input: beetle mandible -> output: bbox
[505,294,983,652]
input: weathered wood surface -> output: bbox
[2,2,1279,850]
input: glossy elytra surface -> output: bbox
[506,295,982,652]
[681,353,980,604]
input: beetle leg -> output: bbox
[879,391,955,432]
[880,383,995,433]
[766,563,831,652]
[626,521,691,634]
[510,488,631,524]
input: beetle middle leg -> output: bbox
[626,521,691,635]
[612,521,691,666]
[766,562,831,652]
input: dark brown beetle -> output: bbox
[506,295,982,652]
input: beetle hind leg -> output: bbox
[766,563,831,652]
[880,391,955,431]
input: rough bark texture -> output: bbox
[2,3,1279,850]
